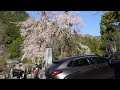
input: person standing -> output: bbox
[40,61,46,79]
[34,68,39,79]
[23,68,27,79]
[10,68,13,78]
[40,67,46,79]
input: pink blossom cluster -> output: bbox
[20,11,85,63]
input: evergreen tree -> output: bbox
[0,11,29,59]
[100,11,120,58]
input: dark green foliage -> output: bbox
[100,11,120,58]
[3,23,21,45]
[0,11,29,24]
[0,11,29,59]
[81,35,102,55]
[0,56,7,65]
[0,22,5,45]
[9,37,23,59]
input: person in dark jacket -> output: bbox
[17,70,24,79]
[23,68,27,79]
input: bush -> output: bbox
[9,37,23,59]
[117,54,120,60]
[0,56,7,65]
[21,59,28,64]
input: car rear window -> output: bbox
[47,61,61,71]
[68,60,73,67]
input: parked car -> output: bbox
[45,55,120,79]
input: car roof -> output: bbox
[54,55,101,63]
[84,54,101,57]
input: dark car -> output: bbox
[45,55,116,79]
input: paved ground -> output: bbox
[8,74,39,79]
[0,74,45,79]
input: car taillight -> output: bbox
[52,71,62,76]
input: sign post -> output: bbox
[45,48,52,68]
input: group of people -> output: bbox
[9,63,46,79]
[17,64,46,79]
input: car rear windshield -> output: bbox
[47,61,61,71]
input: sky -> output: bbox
[26,11,103,36]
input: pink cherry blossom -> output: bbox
[20,11,89,64]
